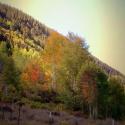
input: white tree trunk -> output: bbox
[112,119,115,125]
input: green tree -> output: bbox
[57,37,88,93]
[0,41,7,53]
[2,57,20,88]
[96,69,109,119]
[59,89,84,111]
[0,41,21,102]
[108,77,125,121]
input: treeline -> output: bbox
[0,32,125,122]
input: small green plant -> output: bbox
[60,121,70,125]
[54,103,66,111]
[30,101,43,109]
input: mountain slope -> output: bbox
[90,55,125,80]
[0,2,52,51]
[0,2,125,81]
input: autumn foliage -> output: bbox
[21,60,44,85]
[0,4,125,121]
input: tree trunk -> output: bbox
[112,119,115,125]
[2,108,5,120]
[89,104,92,119]
[51,62,56,90]
[93,105,98,119]
[17,105,21,125]
[105,105,108,119]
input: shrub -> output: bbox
[59,90,84,111]
[60,121,70,125]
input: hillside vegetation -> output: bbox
[0,2,125,122]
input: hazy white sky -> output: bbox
[0,0,125,74]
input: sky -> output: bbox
[0,0,125,74]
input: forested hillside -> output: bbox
[0,2,50,52]
[0,2,125,123]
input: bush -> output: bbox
[0,85,21,103]
[54,103,66,112]
[59,90,84,111]
[21,97,57,109]
[30,101,45,109]
[38,90,59,103]
[60,121,70,125]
